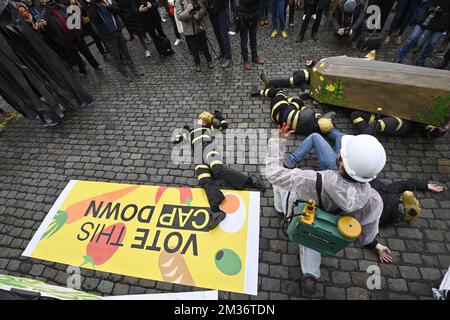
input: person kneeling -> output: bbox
[266,124,392,295]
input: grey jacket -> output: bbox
[266,138,383,246]
[175,0,208,36]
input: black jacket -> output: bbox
[333,0,365,33]
[116,0,141,33]
[416,0,450,32]
[136,0,161,31]
[84,1,124,38]
[204,0,227,15]
[41,4,77,48]
[236,0,260,21]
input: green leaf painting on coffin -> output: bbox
[417,95,450,127]
[311,75,345,105]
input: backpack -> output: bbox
[154,35,173,56]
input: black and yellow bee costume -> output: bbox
[351,111,448,139]
[261,60,316,92]
[174,110,265,230]
[257,88,334,135]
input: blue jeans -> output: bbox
[260,0,269,18]
[396,24,444,64]
[209,9,232,60]
[284,129,345,171]
[269,0,285,31]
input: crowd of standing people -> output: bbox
[9,0,450,78]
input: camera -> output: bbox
[191,0,201,12]
[343,27,352,36]
[422,6,442,29]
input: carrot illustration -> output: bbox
[158,249,195,286]
[42,185,138,239]
[155,186,193,206]
[81,223,126,269]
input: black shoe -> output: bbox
[207,61,214,69]
[247,175,266,192]
[250,85,260,97]
[350,41,357,50]
[207,211,226,230]
[311,32,318,41]
[296,34,305,42]
[260,70,270,87]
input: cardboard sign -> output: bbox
[0,274,101,300]
[0,274,218,300]
[23,180,260,295]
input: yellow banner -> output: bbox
[23,180,260,295]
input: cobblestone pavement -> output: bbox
[0,10,449,300]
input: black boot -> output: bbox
[250,85,260,97]
[296,33,305,42]
[207,210,226,230]
[260,70,270,88]
[311,32,318,41]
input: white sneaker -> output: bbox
[174,38,182,46]
[303,14,306,20]
[228,31,236,36]
[312,14,317,19]
[145,50,151,58]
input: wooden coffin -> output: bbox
[310,56,450,123]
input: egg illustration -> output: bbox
[218,193,246,233]
[215,248,242,276]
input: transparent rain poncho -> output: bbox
[266,138,383,246]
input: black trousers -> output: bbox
[195,148,248,211]
[73,38,99,70]
[284,1,295,25]
[163,4,181,39]
[101,31,136,74]
[144,23,169,54]
[442,47,450,68]
[66,42,87,74]
[299,3,324,36]
[269,69,310,91]
[84,23,107,55]
[185,31,212,65]
[240,21,258,63]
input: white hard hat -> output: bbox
[340,134,386,183]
